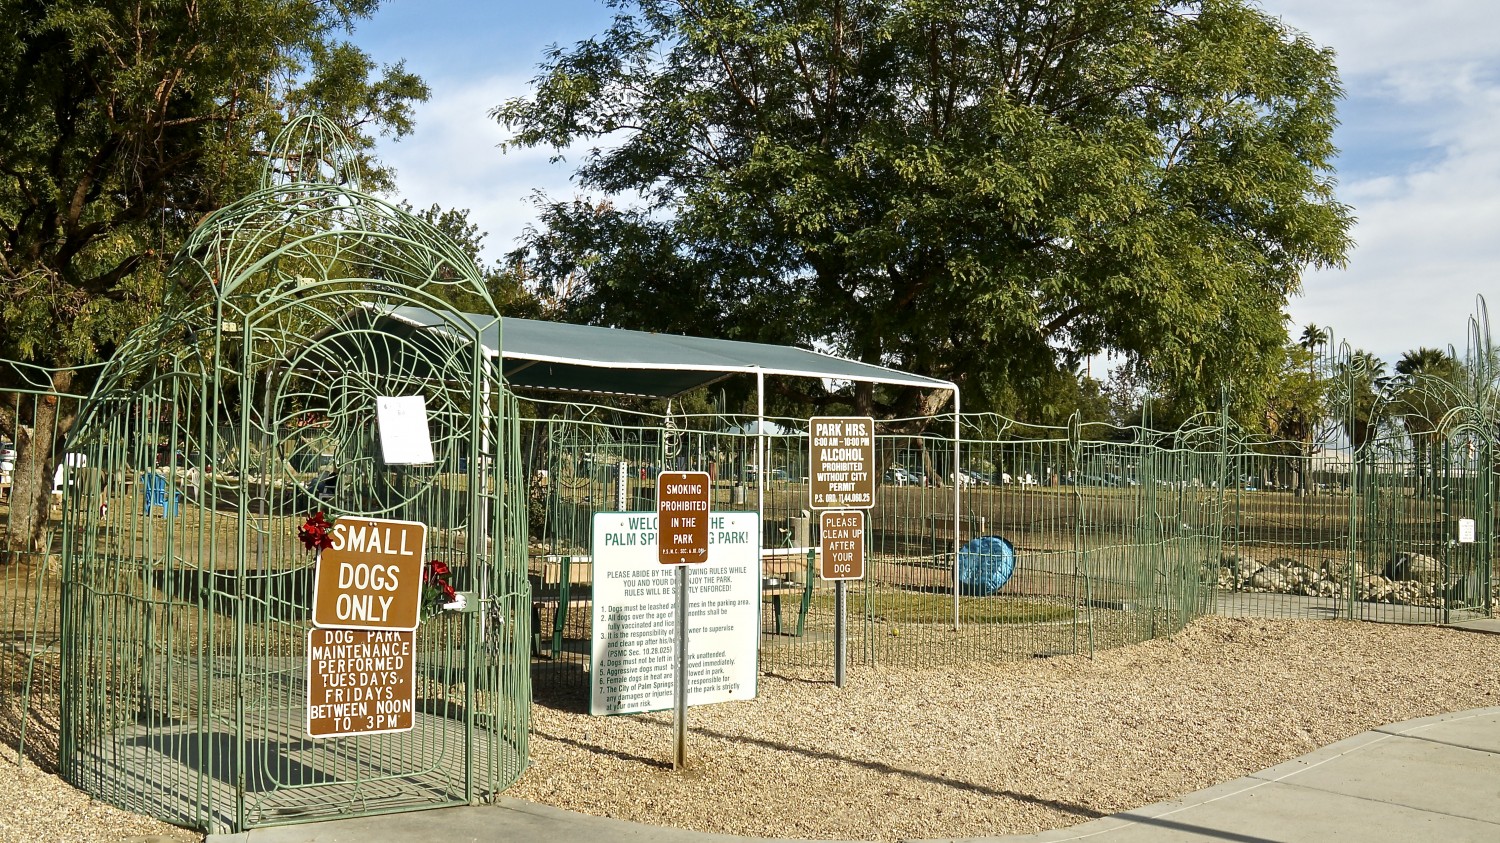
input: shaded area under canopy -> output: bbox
[367,305,957,398]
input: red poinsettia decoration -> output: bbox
[298,511,334,552]
[422,559,458,620]
[425,559,457,603]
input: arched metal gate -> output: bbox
[56,116,530,833]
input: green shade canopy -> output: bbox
[372,305,957,398]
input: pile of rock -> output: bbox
[1215,553,1443,607]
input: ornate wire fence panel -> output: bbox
[0,365,92,767]
[1214,431,1493,623]
[51,115,530,834]
[522,406,1230,691]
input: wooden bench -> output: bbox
[528,556,592,659]
[761,547,818,636]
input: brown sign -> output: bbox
[809,416,875,509]
[657,471,710,564]
[820,510,865,581]
[306,628,416,738]
[312,517,426,630]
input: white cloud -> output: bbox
[1269,0,1499,77]
[1271,0,1500,361]
[377,73,590,260]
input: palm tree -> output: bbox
[1338,349,1388,487]
[1393,346,1461,497]
[1300,324,1330,351]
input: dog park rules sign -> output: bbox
[306,628,416,738]
[590,511,760,716]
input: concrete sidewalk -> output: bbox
[213,707,1500,843]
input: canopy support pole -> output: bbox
[952,389,962,630]
[756,370,765,527]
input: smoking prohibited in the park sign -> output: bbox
[657,471,711,565]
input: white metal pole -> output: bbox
[756,370,765,526]
[952,387,962,630]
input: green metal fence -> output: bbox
[4,306,1497,830]
[519,389,1495,698]
[1,361,91,768]
[522,401,1228,693]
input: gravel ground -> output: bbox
[4,616,1500,842]
[0,745,197,843]
[512,616,1500,840]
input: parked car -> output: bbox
[743,465,788,482]
[958,468,991,486]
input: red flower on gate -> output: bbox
[298,511,334,552]
[422,559,458,619]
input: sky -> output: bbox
[357,1,1500,366]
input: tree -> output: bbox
[1337,348,1387,486]
[1262,339,1331,494]
[408,203,546,318]
[0,0,428,552]
[495,0,1353,420]
[1392,346,1461,498]
[1299,324,1329,352]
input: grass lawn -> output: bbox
[809,590,1074,625]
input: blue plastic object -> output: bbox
[139,472,180,517]
[957,535,1016,596]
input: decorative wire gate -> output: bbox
[26,116,532,833]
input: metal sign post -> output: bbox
[658,471,710,770]
[819,510,865,688]
[810,417,874,689]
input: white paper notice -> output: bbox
[1458,518,1476,544]
[376,396,435,465]
[590,511,761,716]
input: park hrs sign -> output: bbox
[308,516,426,739]
[808,416,875,510]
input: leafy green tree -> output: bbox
[409,203,545,318]
[495,0,1353,420]
[0,0,427,551]
[1261,339,1331,494]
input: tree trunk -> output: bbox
[3,369,75,558]
[853,381,874,417]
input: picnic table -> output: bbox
[527,547,820,659]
